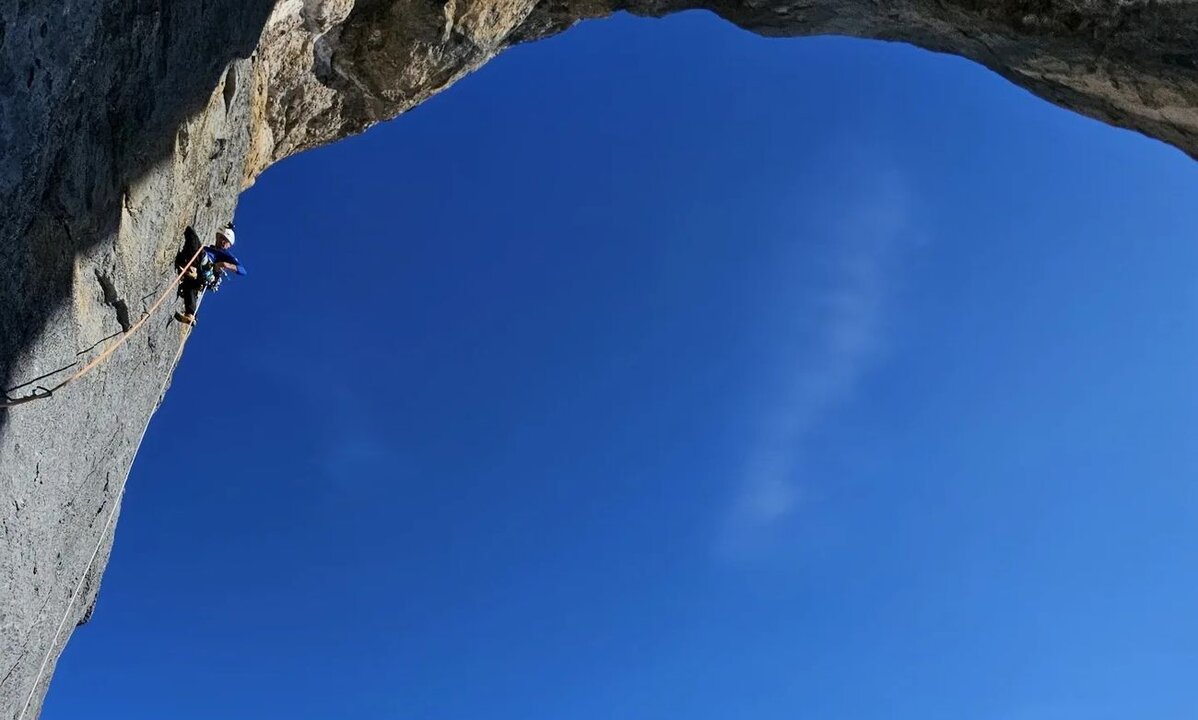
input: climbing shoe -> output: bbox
[174,312,197,327]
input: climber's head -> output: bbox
[215,225,236,249]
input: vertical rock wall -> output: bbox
[0,3,273,716]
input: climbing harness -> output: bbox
[1,244,205,409]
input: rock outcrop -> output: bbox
[2,0,1196,716]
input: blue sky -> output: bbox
[47,11,1198,720]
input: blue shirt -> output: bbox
[205,245,247,276]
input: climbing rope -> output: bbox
[1,244,205,409]
[13,325,190,720]
[17,480,125,720]
[7,242,206,714]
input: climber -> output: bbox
[173,223,247,326]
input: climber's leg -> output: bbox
[182,284,199,315]
[175,281,199,325]
[174,226,203,272]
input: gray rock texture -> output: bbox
[2,0,1197,716]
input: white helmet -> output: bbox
[217,226,236,246]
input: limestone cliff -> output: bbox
[2,0,1196,716]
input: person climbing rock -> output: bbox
[173,223,247,326]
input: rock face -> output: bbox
[1,0,1196,716]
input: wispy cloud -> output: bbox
[717,170,918,560]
